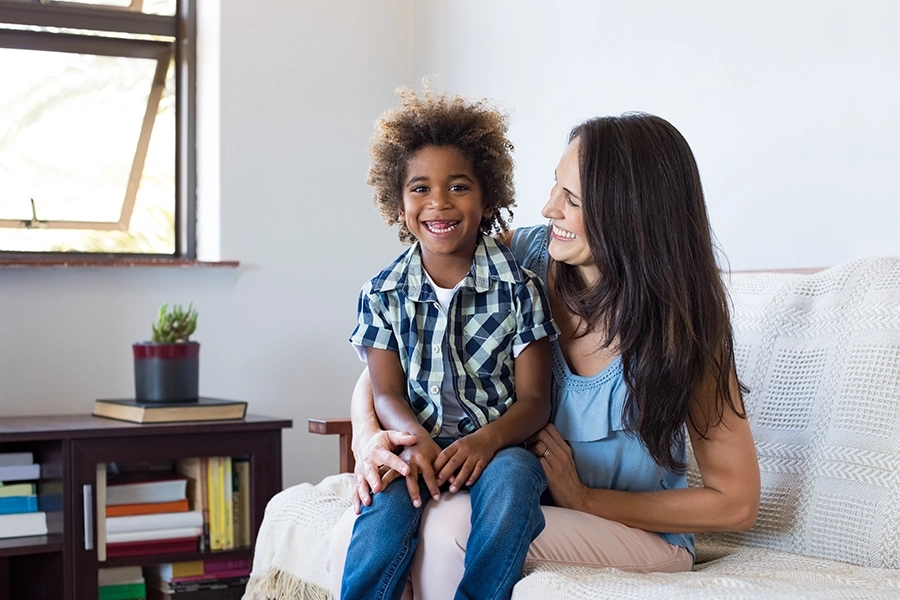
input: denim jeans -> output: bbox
[340,443,547,600]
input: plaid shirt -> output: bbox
[350,234,558,437]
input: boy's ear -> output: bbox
[482,205,494,219]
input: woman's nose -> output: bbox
[541,185,562,219]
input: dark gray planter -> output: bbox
[133,341,200,403]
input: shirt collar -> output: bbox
[372,233,524,301]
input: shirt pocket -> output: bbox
[461,310,517,376]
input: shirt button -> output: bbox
[432,344,441,354]
[430,385,440,395]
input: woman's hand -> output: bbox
[352,429,417,513]
[529,423,589,510]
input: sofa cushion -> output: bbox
[690,257,900,570]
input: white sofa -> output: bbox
[244,257,900,600]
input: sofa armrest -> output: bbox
[309,418,355,473]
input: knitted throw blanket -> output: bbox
[244,257,900,600]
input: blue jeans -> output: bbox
[340,444,547,600]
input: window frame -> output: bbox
[0,0,197,261]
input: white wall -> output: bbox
[409,0,900,269]
[1,1,898,489]
[0,1,413,488]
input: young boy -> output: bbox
[340,87,558,600]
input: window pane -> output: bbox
[0,47,175,254]
[56,0,177,17]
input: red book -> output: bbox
[106,536,198,558]
[106,498,189,517]
[203,557,250,574]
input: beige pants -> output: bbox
[327,492,693,600]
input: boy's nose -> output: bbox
[429,190,452,208]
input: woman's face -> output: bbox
[542,137,597,280]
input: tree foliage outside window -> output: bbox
[0,0,194,257]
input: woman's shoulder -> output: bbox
[502,224,549,273]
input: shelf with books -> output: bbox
[0,440,65,554]
[0,413,291,600]
[0,436,67,599]
[69,415,290,600]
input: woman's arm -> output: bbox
[349,367,416,508]
[532,371,760,533]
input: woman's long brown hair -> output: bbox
[553,113,746,473]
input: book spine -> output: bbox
[206,457,223,551]
[223,457,233,550]
[235,459,251,548]
[0,495,38,515]
[199,457,210,552]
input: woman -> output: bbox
[329,113,760,599]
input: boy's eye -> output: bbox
[449,184,469,192]
[410,185,429,193]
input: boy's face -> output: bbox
[401,145,490,268]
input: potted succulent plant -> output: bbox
[133,303,200,403]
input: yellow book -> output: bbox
[223,457,233,550]
[206,457,223,551]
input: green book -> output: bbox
[98,581,146,600]
[0,483,36,497]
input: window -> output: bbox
[0,0,195,258]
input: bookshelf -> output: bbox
[0,414,291,600]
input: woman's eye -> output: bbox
[566,194,580,208]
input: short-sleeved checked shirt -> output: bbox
[350,233,558,437]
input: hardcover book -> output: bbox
[0,494,38,515]
[0,511,47,538]
[106,510,203,534]
[106,474,188,506]
[0,452,33,467]
[105,536,198,558]
[93,397,247,424]
[0,463,40,482]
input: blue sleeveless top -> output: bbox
[510,225,694,556]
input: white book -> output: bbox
[106,510,203,534]
[0,511,47,538]
[106,477,188,506]
[98,565,145,586]
[0,463,41,483]
[106,525,202,544]
[0,452,33,467]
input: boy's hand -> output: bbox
[434,431,499,492]
[398,437,443,508]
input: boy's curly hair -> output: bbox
[367,86,516,244]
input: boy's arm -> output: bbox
[434,337,552,491]
[366,348,443,506]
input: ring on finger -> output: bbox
[542,447,551,459]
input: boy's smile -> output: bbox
[402,145,491,288]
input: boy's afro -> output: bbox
[367,85,516,244]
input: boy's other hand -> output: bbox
[434,433,497,492]
[399,438,443,508]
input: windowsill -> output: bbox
[0,258,239,268]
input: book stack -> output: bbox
[105,472,201,558]
[0,451,47,539]
[175,456,251,552]
[144,558,251,600]
[99,566,146,600]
